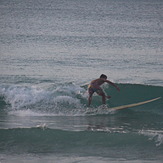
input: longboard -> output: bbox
[108,97,161,111]
[85,97,161,114]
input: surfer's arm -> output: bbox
[105,80,120,91]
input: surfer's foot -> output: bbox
[106,96,111,99]
[100,104,108,109]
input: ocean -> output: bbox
[0,0,163,162]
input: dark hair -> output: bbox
[100,74,107,79]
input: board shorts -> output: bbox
[88,85,103,95]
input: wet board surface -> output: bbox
[107,97,161,110]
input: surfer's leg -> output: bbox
[106,95,111,99]
[96,89,106,104]
[88,87,94,106]
[102,94,106,104]
[88,94,93,106]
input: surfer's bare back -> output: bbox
[88,74,120,106]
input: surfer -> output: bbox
[88,74,120,106]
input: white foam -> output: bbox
[0,83,85,108]
[0,83,87,117]
[36,123,48,130]
[8,109,46,117]
[0,84,51,109]
[54,95,81,107]
[139,130,163,146]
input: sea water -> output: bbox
[0,0,163,162]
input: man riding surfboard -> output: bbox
[88,74,120,106]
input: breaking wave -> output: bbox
[0,83,162,116]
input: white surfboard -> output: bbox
[85,97,161,114]
[108,97,161,111]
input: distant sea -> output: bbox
[0,0,163,162]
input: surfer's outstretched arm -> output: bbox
[105,80,120,91]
